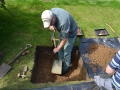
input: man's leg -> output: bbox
[58,36,76,73]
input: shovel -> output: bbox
[51,31,62,75]
[0,44,32,79]
[106,23,120,42]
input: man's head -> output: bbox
[41,10,53,28]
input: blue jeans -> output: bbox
[58,36,77,72]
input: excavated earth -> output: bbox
[30,43,118,84]
[84,42,118,73]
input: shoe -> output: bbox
[59,69,69,76]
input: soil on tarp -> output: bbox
[30,46,89,84]
[84,42,118,73]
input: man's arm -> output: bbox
[57,38,67,50]
[106,65,116,75]
[53,38,68,53]
[106,50,120,75]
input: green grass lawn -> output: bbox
[0,0,120,89]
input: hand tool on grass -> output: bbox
[17,66,28,79]
[0,0,15,17]
[106,23,120,42]
[51,31,62,75]
[21,66,28,79]
[0,44,32,79]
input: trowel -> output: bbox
[51,31,62,75]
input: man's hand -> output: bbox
[49,26,55,31]
[53,38,68,53]
[53,47,59,53]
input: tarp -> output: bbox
[80,38,120,78]
[31,81,99,90]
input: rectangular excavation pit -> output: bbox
[30,46,89,84]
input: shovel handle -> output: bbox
[51,32,60,60]
[53,38,57,48]
[51,31,57,48]
[8,44,32,65]
[106,24,115,33]
[106,23,119,37]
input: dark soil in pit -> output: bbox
[30,46,89,84]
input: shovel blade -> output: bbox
[51,60,62,75]
[0,63,11,79]
[117,38,120,43]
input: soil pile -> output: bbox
[84,43,118,73]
